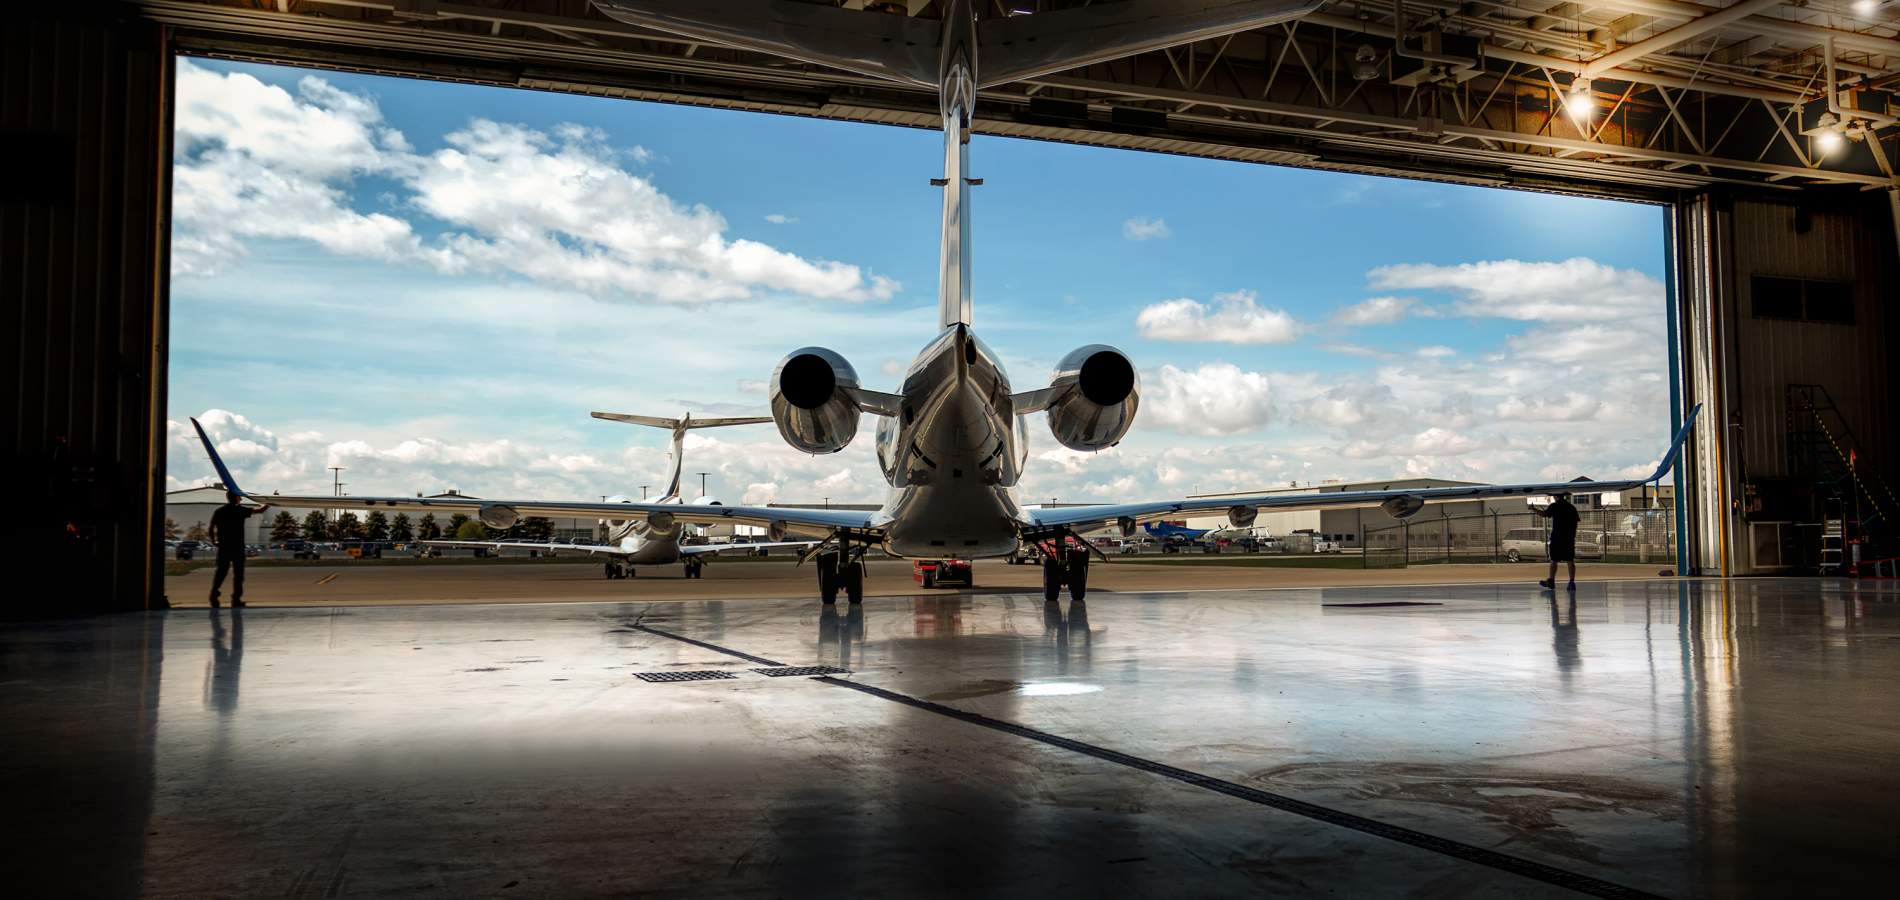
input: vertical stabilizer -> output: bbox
[589,410,774,500]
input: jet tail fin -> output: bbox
[590,411,773,499]
[189,417,249,498]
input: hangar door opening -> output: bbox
[162,57,1682,606]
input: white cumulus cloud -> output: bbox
[1121,216,1171,241]
[171,60,896,305]
[1331,295,1415,326]
[1135,290,1302,344]
[1139,363,1275,436]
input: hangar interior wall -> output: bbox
[1676,190,1899,576]
[3,8,169,615]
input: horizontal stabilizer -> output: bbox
[591,411,772,430]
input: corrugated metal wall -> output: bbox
[1674,190,1900,575]
[1728,199,1893,480]
[2,8,170,614]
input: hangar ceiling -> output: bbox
[130,1,1900,199]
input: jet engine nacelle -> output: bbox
[1116,516,1137,538]
[1044,345,1140,452]
[1381,495,1426,519]
[646,511,677,534]
[1228,505,1258,529]
[600,495,633,527]
[479,504,520,529]
[771,347,862,454]
[689,495,724,526]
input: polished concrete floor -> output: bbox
[4,579,1897,897]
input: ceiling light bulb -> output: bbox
[1854,0,1879,17]
[1565,82,1596,123]
[1817,127,1845,155]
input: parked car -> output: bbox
[1501,528,1604,561]
[174,540,203,560]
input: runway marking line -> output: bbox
[315,574,339,586]
[629,620,1662,900]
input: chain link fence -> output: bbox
[1361,509,1676,569]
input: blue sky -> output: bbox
[168,58,1670,505]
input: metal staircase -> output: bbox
[1787,384,1896,572]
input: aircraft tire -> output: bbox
[1041,557,1062,603]
[845,561,864,605]
[1067,549,1089,603]
[818,552,840,605]
[604,562,617,580]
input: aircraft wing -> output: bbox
[422,540,628,556]
[680,540,823,556]
[589,0,939,86]
[188,417,879,534]
[977,0,1324,87]
[1030,405,1700,531]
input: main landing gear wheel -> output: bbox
[818,551,841,605]
[1041,555,1062,603]
[604,562,617,580]
[683,559,704,579]
[1066,549,1089,602]
[844,560,865,605]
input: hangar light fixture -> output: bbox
[1854,0,1879,17]
[1351,44,1380,82]
[1564,79,1596,124]
[1814,113,1847,156]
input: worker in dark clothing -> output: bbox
[1534,492,1581,590]
[208,491,268,608]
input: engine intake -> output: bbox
[478,504,520,529]
[1380,495,1426,519]
[771,348,863,454]
[1045,345,1140,451]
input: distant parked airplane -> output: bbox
[421,412,817,579]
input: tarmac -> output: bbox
[163,557,1674,606]
[6,577,1896,897]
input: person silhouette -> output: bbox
[1534,492,1581,591]
[207,491,268,608]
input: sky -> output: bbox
[166,57,1671,508]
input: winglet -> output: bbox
[1648,403,1702,483]
[189,417,247,497]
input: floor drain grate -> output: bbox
[752,666,851,677]
[634,670,737,683]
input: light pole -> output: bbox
[329,466,345,523]
[696,472,710,498]
[640,485,649,500]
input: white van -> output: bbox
[1502,528,1605,561]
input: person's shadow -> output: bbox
[205,607,243,715]
[1549,595,1580,677]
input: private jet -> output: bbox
[419,412,816,579]
[192,0,1699,606]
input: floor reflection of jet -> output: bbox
[191,0,1699,609]
[421,412,822,579]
